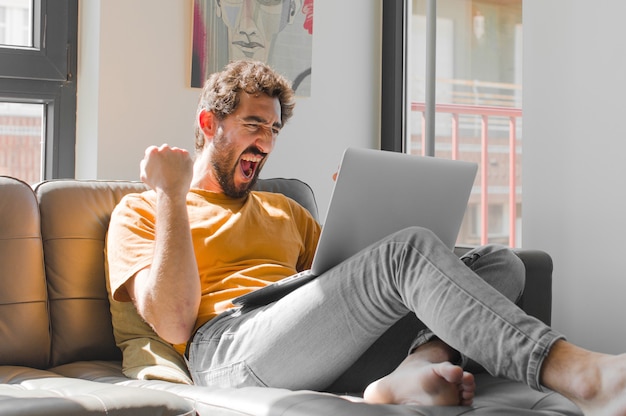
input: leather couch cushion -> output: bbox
[52,361,581,416]
[107,296,193,384]
[0,177,49,368]
[0,365,194,415]
[34,180,148,367]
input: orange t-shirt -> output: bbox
[107,189,321,354]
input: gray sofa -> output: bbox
[0,175,582,415]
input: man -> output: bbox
[107,60,626,413]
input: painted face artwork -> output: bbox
[217,0,295,62]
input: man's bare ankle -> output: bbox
[539,340,626,414]
[411,338,460,364]
[540,340,598,398]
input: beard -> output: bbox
[211,134,263,199]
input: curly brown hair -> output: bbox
[194,60,296,154]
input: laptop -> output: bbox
[233,147,478,307]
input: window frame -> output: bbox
[380,0,407,153]
[381,0,437,156]
[0,0,78,179]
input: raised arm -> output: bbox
[126,144,201,345]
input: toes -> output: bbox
[460,396,474,406]
[434,362,465,384]
[461,371,476,391]
[459,371,475,406]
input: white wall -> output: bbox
[76,1,381,220]
[524,1,626,353]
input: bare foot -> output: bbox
[363,359,475,406]
[542,341,626,415]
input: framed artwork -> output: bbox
[191,0,314,96]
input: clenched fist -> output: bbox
[140,144,193,197]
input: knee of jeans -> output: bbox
[509,251,526,303]
[464,244,526,302]
[490,245,526,302]
[394,226,439,245]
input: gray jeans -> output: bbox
[187,226,563,392]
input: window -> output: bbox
[381,0,522,247]
[0,0,77,184]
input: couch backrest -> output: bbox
[34,180,149,366]
[0,177,50,368]
[254,178,319,222]
[31,178,318,367]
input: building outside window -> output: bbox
[0,102,43,184]
[383,0,522,247]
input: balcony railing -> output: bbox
[410,102,522,247]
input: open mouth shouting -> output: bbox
[240,153,265,181]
